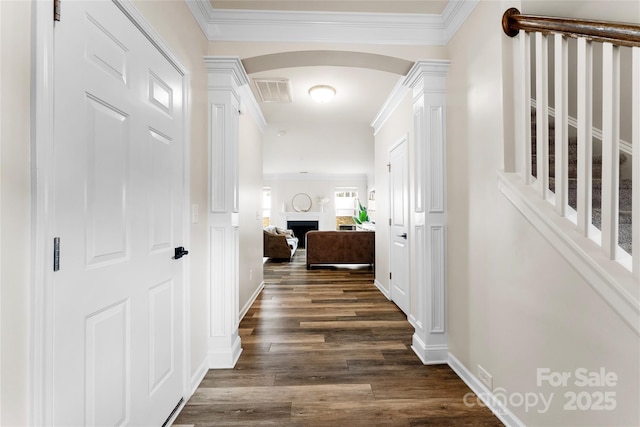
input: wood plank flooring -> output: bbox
[173,250,502,426]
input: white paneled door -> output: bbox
[52,2,185,425]
[389,138,410,315]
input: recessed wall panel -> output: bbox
[86,95,129,267]
[429,106,445,213]
[85,300,130,427]
[430,225,445,333]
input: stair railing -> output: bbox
[502,8,640,275]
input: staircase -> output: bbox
[531,109,633,254]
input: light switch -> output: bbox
[191,204,199,224]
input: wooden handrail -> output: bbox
[502,8,640,48]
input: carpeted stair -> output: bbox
[531,109,632,254]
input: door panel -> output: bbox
[389,139,410,315]
[85,95,130,266]
[53,2,184,425]
[85,301,130,427]
[148,280,174,394]
[149,129,174,252]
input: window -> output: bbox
[262,187,271,227]
[335,188,358,216]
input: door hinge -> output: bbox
[53,237,60,271]
[54,0,61,21]
[388,218,391,226]
[389,272,392,280]
[387,163,391,172]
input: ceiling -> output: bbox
[206,1,451,178]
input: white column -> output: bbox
[204,57,245,368]
[404,60,450,364]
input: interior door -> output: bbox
[389,138,410,315]
[52,2,185,425]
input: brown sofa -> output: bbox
[305,230,375,269]
[263,226,299,260]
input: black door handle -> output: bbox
[398,233,407,239]
[174,246,189,259]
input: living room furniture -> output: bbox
[305,230,375,269]
[263,226,298,260]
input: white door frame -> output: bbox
[388,135,410,312]
[30,1,191,424]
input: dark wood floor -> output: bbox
[173,250,502,426]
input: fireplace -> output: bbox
[287,220,318,248]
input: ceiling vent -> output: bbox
[253,78,292,103]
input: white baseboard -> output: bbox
[189,358,208,395]
[411,333,448,364]
[240,281,264,321]
[373,279,390,299]
[448,352,525,427]
[169,358,208,426]
[207,336,242,369]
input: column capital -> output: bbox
[204,56,250,88]
[404,59,451,95]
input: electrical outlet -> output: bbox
[477,364,493,390]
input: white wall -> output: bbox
[373,95,414,295]
[239,114,265,314]
[0,1,31,424]
[447,1,639,425]
[263,123,375,180]
[264,174,368,231]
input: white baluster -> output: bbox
[601,42,621,259]
[519,32,533,184]
[576,38,593,236]
[554,34,568,217]
[535,33,549,198]
[632,47,640,276]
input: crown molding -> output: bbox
[187,0,478,45]
[442,0,480,44]
[185,0,214,38]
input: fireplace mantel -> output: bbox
[284,212,321,222]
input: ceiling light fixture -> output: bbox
[308,85,336,104]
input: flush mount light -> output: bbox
[308,85,336,103]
